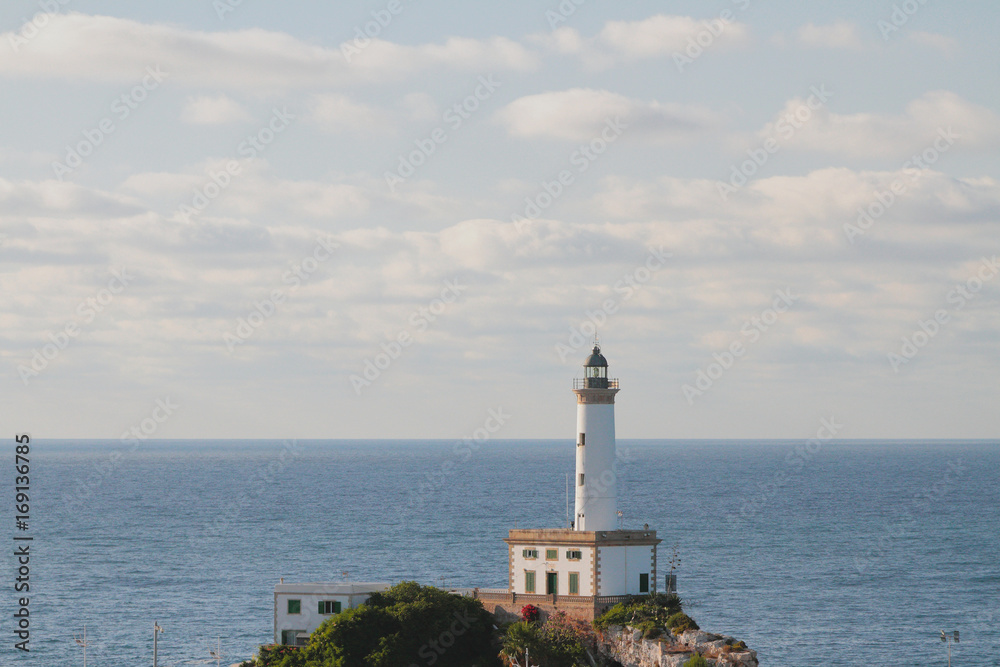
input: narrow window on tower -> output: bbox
[639,573,649,593]
[578,433,585,447]
[578,473,585,486]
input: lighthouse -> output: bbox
[573,344,619,531]
[476,343,661,622]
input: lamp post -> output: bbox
[74,625,91,667]
[940,629,959,667]
[209,636,223,667]
[153,621,164,667]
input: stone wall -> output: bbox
[473,591,627,623]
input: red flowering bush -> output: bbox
[520,604,540,622]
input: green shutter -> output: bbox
[525,571,535,593]
[639,573,649,593]
[569,573,579,595]
[288,599,300,614]
[334,601,342,613]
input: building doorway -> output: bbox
[546,572,558,595]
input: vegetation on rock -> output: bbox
[666,611,699,634]
[682,654,709,667]
[594,593,685,636]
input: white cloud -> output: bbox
[795,21,864,50]
[0,13,536,88]
[908,31,958,56]
[3,164,998,437]
[307,94,394,134]
[0,178,143,218]
[495,88,723,142]
[119,160,372,222]
[755,91,1000,157]
[400,93,439,123]
[599,14,749,58]
[180,95,252,125]
[531,15,750,67]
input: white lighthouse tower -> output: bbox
[573,344,619,531]
[477,343,661,622]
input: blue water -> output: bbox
[1,439,997,666]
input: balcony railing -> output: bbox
[573,378,619,390]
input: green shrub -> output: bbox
[594,594,685,632]
[726,639,748,651]
[594,602,630,630]
[251,644,304,667]
[666,612,699,634]
[682,654,709,667]
[501,614,588,667]
[281,582,499,667]
[647,593,683,617]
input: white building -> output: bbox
[273,581,390,645]
[477,344,660,621]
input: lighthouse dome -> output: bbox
[584,345,608,367]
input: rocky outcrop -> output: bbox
[597,626,758,667]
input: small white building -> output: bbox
[273,581,390,645]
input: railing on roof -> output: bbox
[573,378,619,390]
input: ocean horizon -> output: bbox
[4,438,997,666]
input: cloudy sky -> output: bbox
[2,1,998,439]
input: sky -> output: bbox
[1,0,998,440]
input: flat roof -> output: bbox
[275,582,391,594]
[505,528,661,546]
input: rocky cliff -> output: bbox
[598,626,759,667]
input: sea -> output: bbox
[2,439,997,666]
